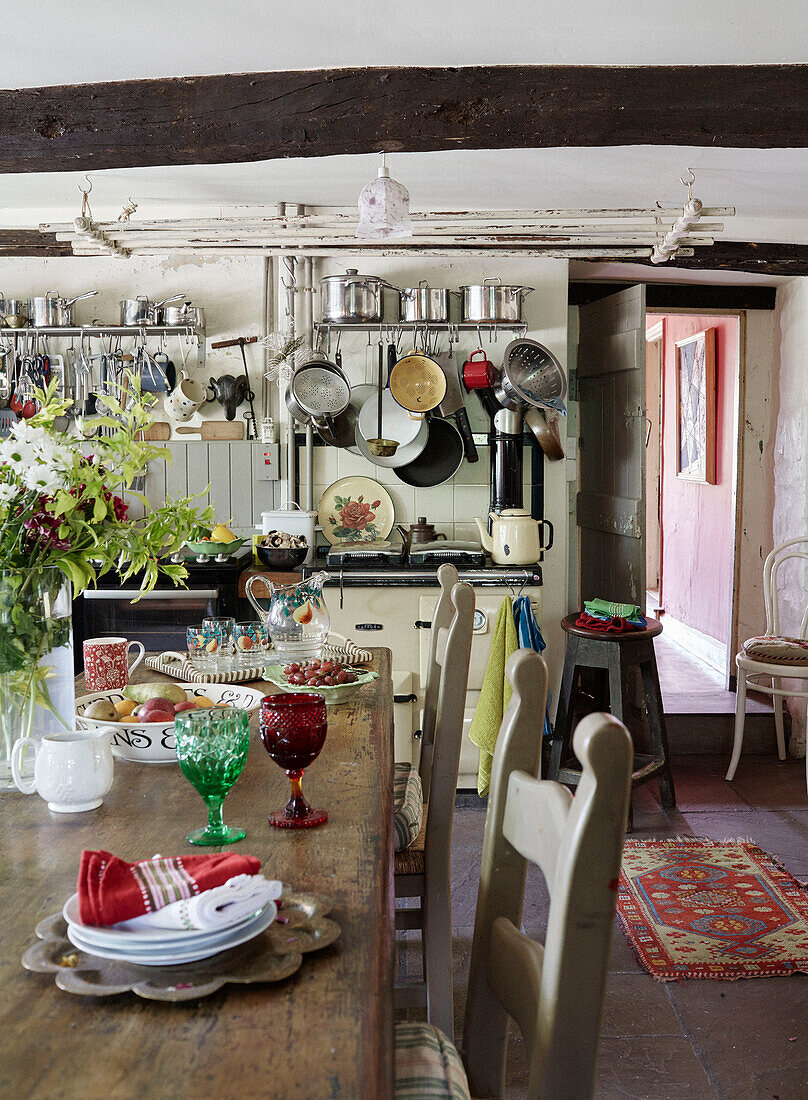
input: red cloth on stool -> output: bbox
[78,849,261,926]
[575,612,638,635]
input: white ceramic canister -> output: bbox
[11,728,115,813]
[260,503,317,566]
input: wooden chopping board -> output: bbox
[175,422,244,440]
[142,423,170,441]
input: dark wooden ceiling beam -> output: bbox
[1,64,808,173]
[0,230,72,256]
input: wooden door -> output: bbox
[577,285,647,605]
[645,326,663,593]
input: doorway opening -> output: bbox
[644,312,770,732]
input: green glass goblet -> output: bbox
[174,707,250,845]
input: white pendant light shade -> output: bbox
[356,154,412,240]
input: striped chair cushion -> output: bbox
[395,1022,470,1100]
[742,635,808,664]
[393,762,424,853]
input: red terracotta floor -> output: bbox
[398,755,808,1098]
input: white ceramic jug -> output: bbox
[11,728,114,813]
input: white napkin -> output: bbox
[113,874,283,933]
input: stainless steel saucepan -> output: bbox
[28,290,97,327]
[459,277,533,324]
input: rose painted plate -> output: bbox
[317,477,394,545]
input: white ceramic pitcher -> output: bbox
[11,728,114,813]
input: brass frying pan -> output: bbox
[389,350,446,418]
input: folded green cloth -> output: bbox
[585,597,643,621]
[469,598,519,797]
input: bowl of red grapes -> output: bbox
[264,658,379,705]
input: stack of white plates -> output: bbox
[61,893,277,966]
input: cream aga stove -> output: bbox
[315,566,541,790]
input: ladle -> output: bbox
[366,339,398,457]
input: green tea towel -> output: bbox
[469,598,519,797]
[585,597,643,621]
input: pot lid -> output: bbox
[497,508,533,517]
[321,269,384,283]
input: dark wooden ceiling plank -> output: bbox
[569,281,777,310]
[1,65,808,173]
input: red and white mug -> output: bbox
[83,637,145,692]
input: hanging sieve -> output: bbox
[497,338,567,414]
[289,357,351,420]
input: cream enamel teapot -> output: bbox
[474,509,553,565]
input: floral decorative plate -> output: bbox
[317,477,394,545]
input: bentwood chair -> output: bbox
[394,564,475,1039]
[726,536,808,782]
[395,648,633,1099]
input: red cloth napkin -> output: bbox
[575,612,639,635]
[78,849,261,926]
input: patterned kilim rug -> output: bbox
[617,838,808,981]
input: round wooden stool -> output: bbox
[547,614,676,819]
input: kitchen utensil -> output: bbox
[366,340,398,457]
[459,278,534,324]
[524,406,565,461]
[263,664,378,707]
[287,356,350,428]
[320,269,396,324]
[389,351,447,418]
[394,416,464,488]
[399,281,450,323]
[317,476,394,544]
[75,683,265,765]
[163,302,194,326]
[395,517,447,550]
[148,293,186,325]
[462,349,496,390]
[0,407,17,437]
[474,509,554,565]
[83,637,145,692]
[498,338,567,412]
[143,422,171,441]
[246,572,331,661]
[357,390,422,450]
[4,300,28,327]
[259,693,328,828]
[255,544,308,571]
[175,706,250,845]
[434,352,478,462]
[28,291,97,327]
[354,414,428,468]
[120,297,152,326]
[164,370,207,421]
[210,336,259,439]
[11,729,114,813]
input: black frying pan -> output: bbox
[394,416,463,487]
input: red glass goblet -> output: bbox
[259,693,328,828]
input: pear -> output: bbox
[85,700,118,721]
[211,523,236,543]
[123,682,188,705]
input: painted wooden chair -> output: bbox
[726,535,808,782]
[394,648,633,1100]
[394,564,475,1039]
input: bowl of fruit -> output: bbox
[75,682,266,764]
[264,658,378,706]
[185,522,246,560]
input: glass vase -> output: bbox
[0,567,74,791]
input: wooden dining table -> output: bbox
[0,649,394,1100]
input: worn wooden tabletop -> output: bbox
[0,650,394,1100]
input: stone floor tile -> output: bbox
[594,1037,718,1097]
[667,762,753,811]
[599,974,684,1037]
[681,809,808,869]
[728,760,807,809]
[667,977,808,1100]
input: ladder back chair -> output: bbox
[395,649,633,1100]
[394,565,475,1038]
[726,536,808,782]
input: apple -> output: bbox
[139,697,177,717]
[174,701,197,713]
[144,710,176,724]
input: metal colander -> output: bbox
[500,338,567,409]
[290,361,350,417]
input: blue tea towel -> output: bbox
[513,596,553,739]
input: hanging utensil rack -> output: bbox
[0,324,206,369]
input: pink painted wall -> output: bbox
[654,314,739,643]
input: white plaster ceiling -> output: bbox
[2,1,808,246]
